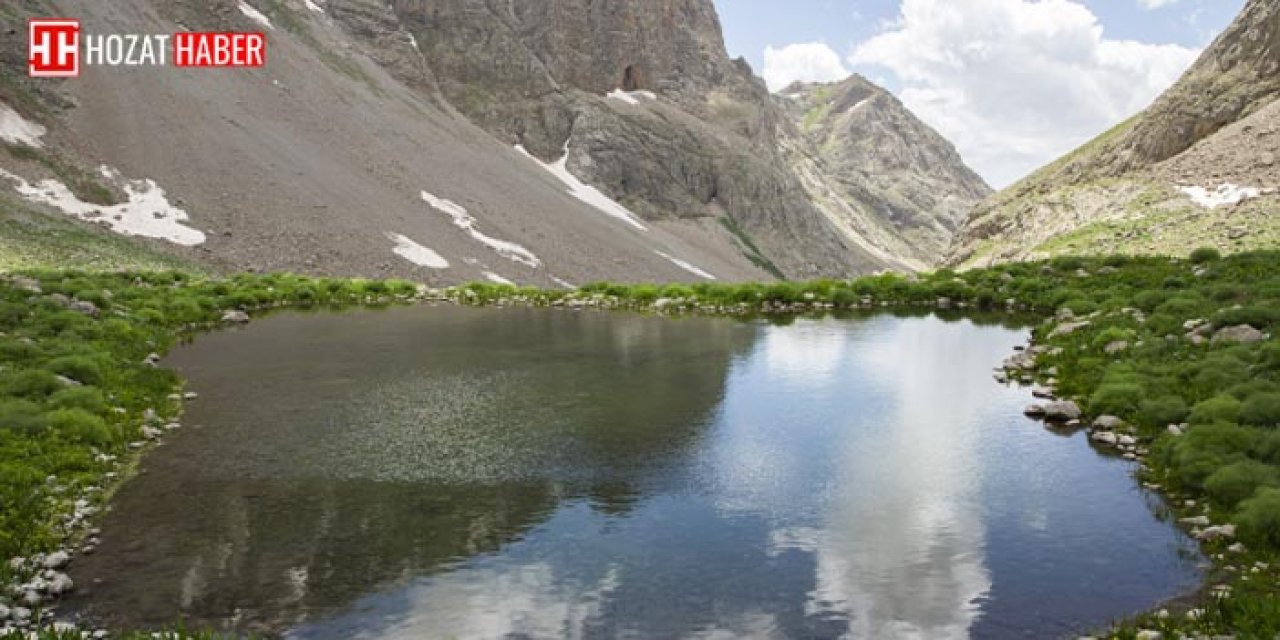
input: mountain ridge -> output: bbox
[949,0,1280,267]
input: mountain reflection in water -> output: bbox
[64,307,1199,639]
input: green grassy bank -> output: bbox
[2,249,1279,638]
[0,271,419,636]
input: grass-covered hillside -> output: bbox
[2,250,1279,638]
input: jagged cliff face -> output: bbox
[779,77,991,264]
[950,0,1280,267]
[391,0,916,278]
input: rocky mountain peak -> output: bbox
[777,75,992,263]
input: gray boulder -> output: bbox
[46,573,74,596]
[1043,401,1082,421]
[1091,431,1119,446]
[221,310,251,324]
[69,300,101,317]
[1049,320,1090,338]
[1093,415,1125,431]
[11,276,41,293]
[1197,524,1237,541]
[1104,340,1130,355]
[1213,325,1265,344]
[42,550,70,570]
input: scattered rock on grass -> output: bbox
[1212,325,1265,344]
[221,310,251,324]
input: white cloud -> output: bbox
[850,0,1199,188]
[762,42,850,92]
[1138,0,1178,8]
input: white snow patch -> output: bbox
[514,144,648,231]
[846,97,873,114]
[1179,184,1264,209]
[606,89,657,105]
[421,191,542,268]
[0,103,46,148]
[406,33,420,52]
[551,276,577,290]
[238,2,274,29]
[0,166,205,245]
[483,271,515,286]
[654,250,717,280]
[302,0,324,14]
[388,233,449,269]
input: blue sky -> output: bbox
[712,0,1245,187]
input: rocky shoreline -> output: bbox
[4,263,1274,638]
[0,277,429,639]
[996,309,1270,640]
[0,284,981,638]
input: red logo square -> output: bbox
[29,19,80,78]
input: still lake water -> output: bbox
[65,306,1201,639]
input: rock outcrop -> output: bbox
[389,0,931,277]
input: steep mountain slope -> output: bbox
[395,0,925,277]
[0,0,776,285]
[779,77,992,264]
[950,0,1280,267]
[1,0,987,282]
